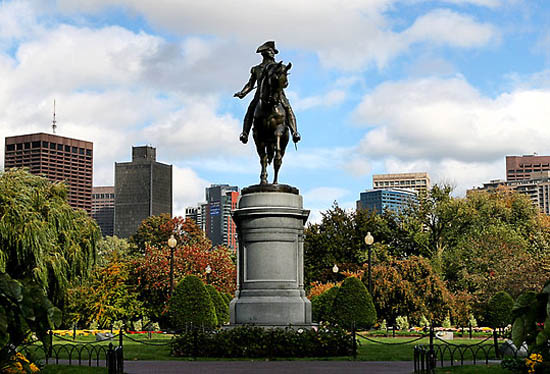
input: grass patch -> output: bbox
[435,365,507,374]
[23,334,502,362]
[42,365,108,374]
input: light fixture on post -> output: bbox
[167,234,177,296]
[332,264,339,273]
[364,231,374,295]
[205,264,212,284]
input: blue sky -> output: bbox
[1,0,550,222]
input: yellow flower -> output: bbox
[14,362,23,371]
[15,352,30,363]
[29,363,40,373]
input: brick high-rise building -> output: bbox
[373,172,430,194]
[506,155,550,182]
[92,186,115,237]
[4,132,93,212]
[114,146,172,238]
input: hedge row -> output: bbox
[172,325,353,358]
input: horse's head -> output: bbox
[261,62,292,102]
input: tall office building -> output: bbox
[185,204,207,233]
[4,132,93,212]
[470,172,550,215]
[506,155,550,182]
[114,146,172,238]
[201,184,239,250]
[373,172,430,194]
[357,188,418,214]
[92,186,115,236]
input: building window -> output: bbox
[72,147,78,153]
[6,144,15,151]
[50,142,56,149]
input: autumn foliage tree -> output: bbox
[130,215,236,321]
[371,256,452,324]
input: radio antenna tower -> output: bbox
[52,99,57,134]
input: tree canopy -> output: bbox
[0,168,101,308]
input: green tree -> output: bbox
[304,203,389,286]
[371,256,452,324]
[311,286,339,323]
[0,168,100,309]
[205,284,229,325]
[331,277,376,330]
[168,275,217,329]
[485,291,514,328]
[67,246,142,328]
[0,273,60,368]
[130,214,206,254]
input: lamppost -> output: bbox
[332,264,339,273]
[167,234,177,296]
[364,232,374,295]
[205,264,212,284]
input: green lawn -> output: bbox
[42,365,108,374]
[435,365,507,374]
[23,334,501,362]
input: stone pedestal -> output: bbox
[229,185,312,326]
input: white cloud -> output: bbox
[172,165,210,217]
[289,89,347,111]
[56,0,499,71]
[404,9,499,48]
[354,76,550,193]
[303,187,350,205]
[141,100,244,159]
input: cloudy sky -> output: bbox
[1,0,549,222]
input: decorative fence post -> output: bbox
[428,322,435,373]
[352,321,357,360]
[48,330,53,361]
[493,329,500,359]
[469,322,472,339]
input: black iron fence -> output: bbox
[17,330,123,374]
[412,325,505,373]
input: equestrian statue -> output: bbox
[234,41,300,185]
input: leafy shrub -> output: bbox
[311,286,339,323]
[331,277,376,330]
[468,314,478,328]
[419,315,430,328]
[485,291,514,328]
[168,275,217,329]
[395,316,409,330]
[205,284,229,325]
[511,282,550,362]
[442,314,451,328]
[172,324,352,358]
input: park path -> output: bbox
[123,360,414,374]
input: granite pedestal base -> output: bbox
[229,185,312,326]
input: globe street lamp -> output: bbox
[332,264,339,273]
[205,264,212,284]
[364,232,374,295]
[167,234,177,296]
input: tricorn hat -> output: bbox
[256,41,278,54]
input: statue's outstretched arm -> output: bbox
[234,69,257,99]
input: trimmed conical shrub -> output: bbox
[206,284,229,324]
[312,286,339,323]
[485,291,514,328]
[168,275,217,329]
[331,277,376,330]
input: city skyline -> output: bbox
[1,1,550,223]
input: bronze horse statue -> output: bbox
[252,61,293,184]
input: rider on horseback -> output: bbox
[234,41,300,145]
